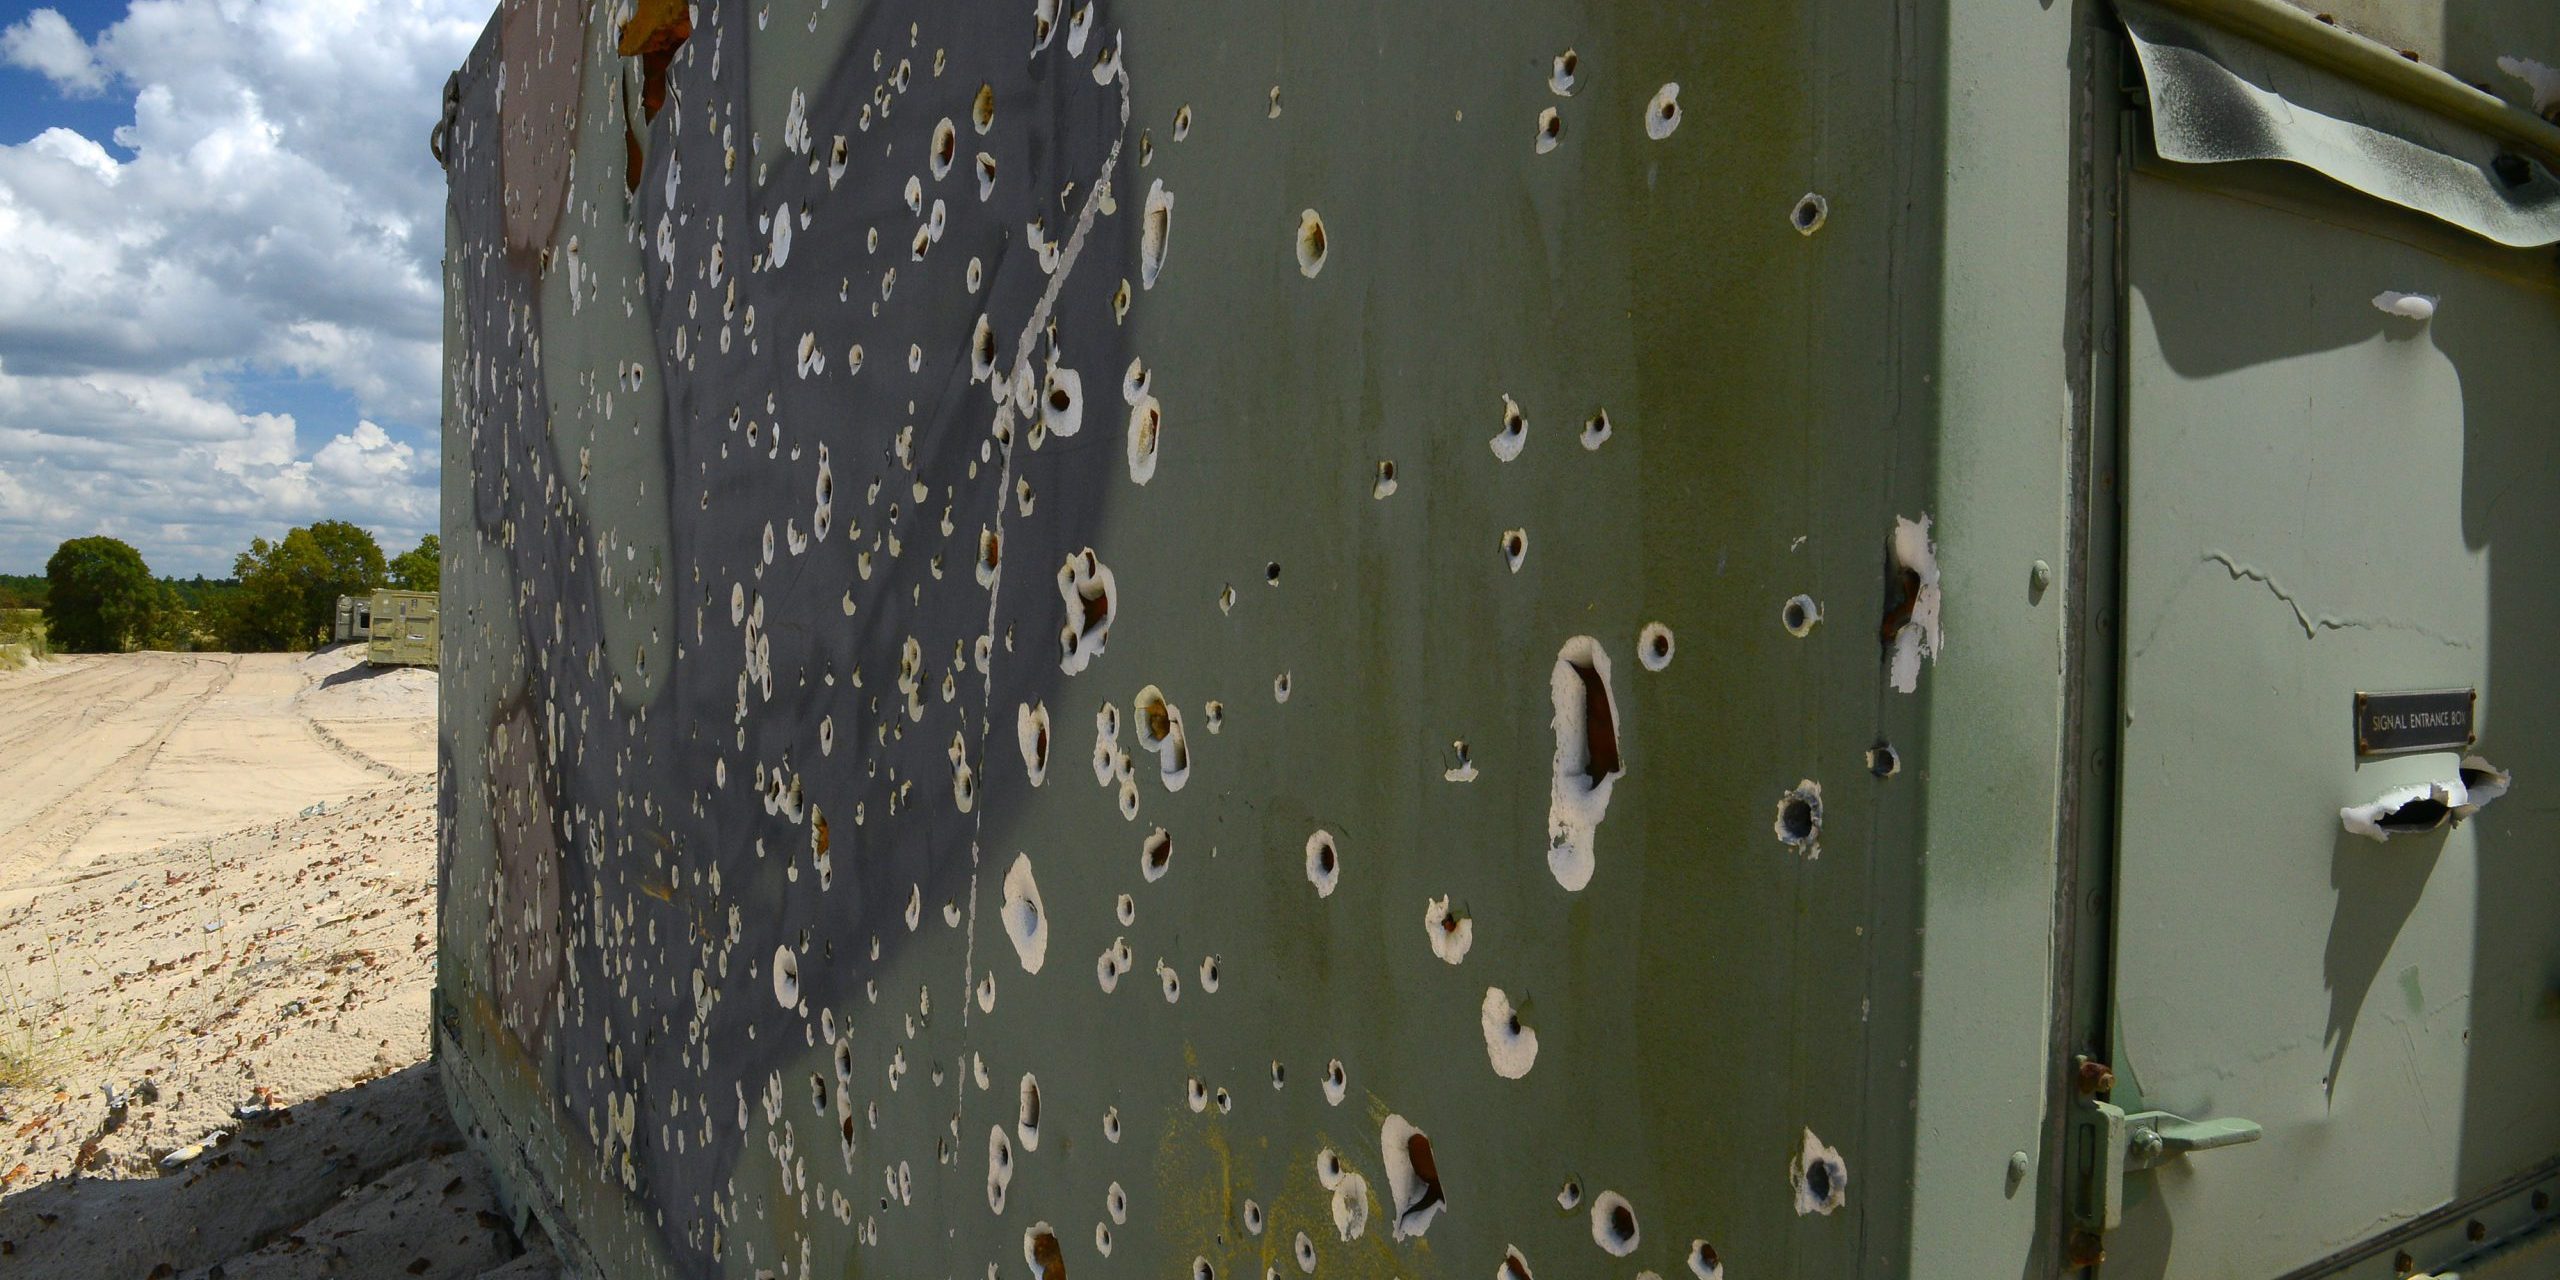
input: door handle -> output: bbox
[2123,1109,2263,1170]
[2077,1101,2265,1232]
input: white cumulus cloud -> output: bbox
[0,0,491,576]
[2,9,109,96]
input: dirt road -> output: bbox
[0,651,434,900]
[0,650,556,1278]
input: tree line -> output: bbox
[17,523,439,654]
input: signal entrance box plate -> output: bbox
[2355,688,2476,757]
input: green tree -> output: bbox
[43,536,162,653]
[387,534,441,591]
[216,521,388,651]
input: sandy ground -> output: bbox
[0,649,554,1278]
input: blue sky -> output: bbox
[0,1,492,577]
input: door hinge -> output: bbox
[2066,1057,2265,1266]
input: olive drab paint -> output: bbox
[435,1,2560,1277]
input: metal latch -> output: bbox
[2068,1058,2264,1264]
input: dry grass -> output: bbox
[0,608,46,670]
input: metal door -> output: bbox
[2099,160,2560,1277]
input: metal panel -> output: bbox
[431,0,2005,1277]
[369,590,440,668]
[2110,160,2560,1278]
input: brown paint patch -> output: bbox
[498,0,591,259]
[618,0,692,121]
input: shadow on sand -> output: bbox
[0,1062,552,1279]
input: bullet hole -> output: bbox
[970,81,996,135]
[1481,987,1539,1078]
[1306,829,1341,897]
[1103,1107,1122,1143]
[1141,179,1175,290]
[1043,364,1086,438]
[1056,549,1118,674]
[1266,560,1284,586]
[1293,1232,1318,1273]
[772,945,801,1008]
[1269,85,1285,117]
[988,1126,1014,1213]
[1013,702,1051,786]
[2340,780,2462,841]
[1885,513,1943,693]
[1866,742,1900,778]
[1127,396,1163,484]
[1274,671,1292,702]
[1373,460,1399,499]
[1590,1191,1639,1256]
[1090,29,1121,83]
[1773,781,1823,857]
[977,151,999,201]
[1095,1224,1114,1256]
[1026,1226,1067,1280]
[1791,192,1829,235]
[1187,1076,1209,1112]
[978,971,999,1012]
[1118,773,1141,820]
[1547,636,1624,891]
[1244,1199,1266,1234]
[1002,853,1049,973]
[2456,756,2512,819]
[1445,739,1478,783]
[1424,896,1475,963]
[1501,1245,1535,1280]
[1215,1087,1233,1113]
[809,1071,830,1116]
[976,526,1005,589]
[1032,0,1058,50]
[1107,1181,1128,1224]
[848,343,866,375]
[1555,1178,1582,1210]
[970,316,999,385]
[1636,622,1675,672]
[1323,1058,1348,1106]
[1122,831,1168,889]
[1296,209,1329,278]
[1792,1129,1849,1215]
[1065,2,1094,54]
[1688,1240,1724,1280]
[1783,594,1823,636]
[1381,1116,1447,1239]
[1490,394,1528,460]
[1193,1259,1216,1280]
[1535,107,1564,154]
[1138,130,1154,167]
[1200,954,1222,993]
[2373,290,2438,320]
[1158,959,1183,1002]
[928,117,958,182]
[1503,529,1529,573]
[1581,409,1612,450]
[1331,1169,1372,1241]
[1220,585,1238,613]
[968,257,985,292]
[1551,49,1579,96]
[1646,83,1683,139]
[1204,700,1225,733]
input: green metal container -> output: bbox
[368,589,440,668]
[433,1,2560,1276]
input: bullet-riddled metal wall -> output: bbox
[436,0,2014,1276]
